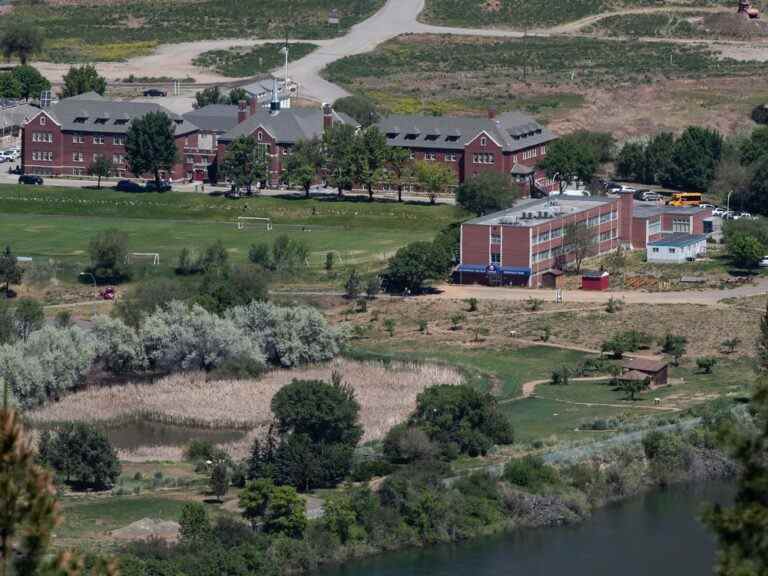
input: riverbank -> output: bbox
[115,404,742,575]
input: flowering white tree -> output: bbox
[228,302,341,367]
[141,301,265,372]
[91,315,146,374]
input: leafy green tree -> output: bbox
[758,301,768,370]
[221,135,268,193]
[39,422,121,489]
[87,228,130,282]
[746,157,768,215]
[125,110,179,188]
[414,160,456,204]
[11,65,50,99]
[194,86,226,108]
[728,233,764,269]
[383,423,438,464]
[410,384,514,457]
[284,137,323,196]
[619,376,648,401]
[721,337,742,354]
[504,455,559,491]
[210,462,229,502]
[61,64,106,98]
[178,502,211,544]
[239,478,273,529]
[0,300,14,344]
[324,123,357,197]
[381,241,451,294]
[270,378,362,490]
[0,72,21,99]
[709,157,753,210]
[0,24,43,64]
[227,87,250,105]
[263,485,307,538]
[113,277,190,328]
[13,298,43,340]
[670,126,723,191]
[456,172,521,215]
[661,333,688,366]
[333,95,379,127]
[540,134,599,191]
[249,235,309,275]
[0,246,22,298]
[384,146,413,202]
[645,132,676,186]
[601,335,627,359]
[88,155,112,189]
[344,268,362,299]
[196,263,270,315]
[740,126,768,166]
[578,131,616,163]
[323,491,364,544]
[564,221,595,273]
[752,103,768,125]
[355,126,387,201]
[0,406,60,576]
[616,141,647,182]
[696,357,719,374]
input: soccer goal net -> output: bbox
[127,252,160,266]
[236,217,273,231]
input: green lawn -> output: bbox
[0,185,463,278]
[350,344,591,398]
[2,0,385,63]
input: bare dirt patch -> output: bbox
[111,518,180,543]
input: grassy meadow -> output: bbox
[3,0,384,63]
[420,0,732,28]
[193,42,318,78]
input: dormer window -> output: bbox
[95,118,108,124]
[74,117,87,124]
[114,119,128,126]
[425,134,439,141]
[446,135,460,142]
[386,132,398,139]
[404,133,418,141]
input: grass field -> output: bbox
[587,11,768,40]
[322,33,765,121]
[193,42,318,78]
[420,0,732,28]
[0,185,463,279]
[2,0,384,63]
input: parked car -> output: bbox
[642,191,662,202]
[145,180,172,192]
[712,207,727,217]
[0,150,15,162]
[115,179,144,193]
[760,256,768,268]
[99,287,115,300]
[700,203,716,209]
[143,88,167,97]
[18,174,43,185]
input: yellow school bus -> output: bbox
[667,192,702,207]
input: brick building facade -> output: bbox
[376,110,559,192]
[457,193,712,287]
[21,92,198,180]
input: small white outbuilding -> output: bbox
[646,233,708,263]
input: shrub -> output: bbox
[411,384,513,457]
[349,459,397,482]
[344,269,363,299]
[527,297,543,312]
[13,298,44,341]
[606,297,624,314]
[450,313,465,330]
[503,456,560,492]
[39,422,121,489]
[227,301,341,368]
[179,502,211,544]
[365,275,381,299]
[141,301,265,372]
[418,319,428,334]
[384,318,396,337]
[550,366,570,386]
[465,297,479,312]
[87,228,130,282]
[91,315,145,374]
[696,356,718,374]
[381,241,452,294]
[383,423,438,464]
[721,337,741,354]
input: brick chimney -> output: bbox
[249,96,258,117]
[617,190,634,248]
[237,100,247,124]
[488,107,497,120]
[323,103,333,131]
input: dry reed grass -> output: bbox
[28,360,464,460]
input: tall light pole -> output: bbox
[726,189,733,217]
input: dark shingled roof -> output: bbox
[183,104,240,133]
[376,111,557,152]
[622,357,668,373]
[31,93,197,136]
[218,107,355,144]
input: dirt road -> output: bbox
[32,0,768,104]
[433,279,768,306]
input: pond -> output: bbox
[319,481,734,576]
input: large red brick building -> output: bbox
[21,92,199,180]
[457,193,712,287]
[376,110,559,191]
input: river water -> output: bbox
[320,481,733,576]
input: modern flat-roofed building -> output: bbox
[646,233,708,263]
[376,110,559,193]
[457,193,630,287]
[631,205,712,249]
[21,92,199,180]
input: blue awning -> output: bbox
[456,264,488,273]
[501,267,531,276]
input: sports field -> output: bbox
[0,184,465,277]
